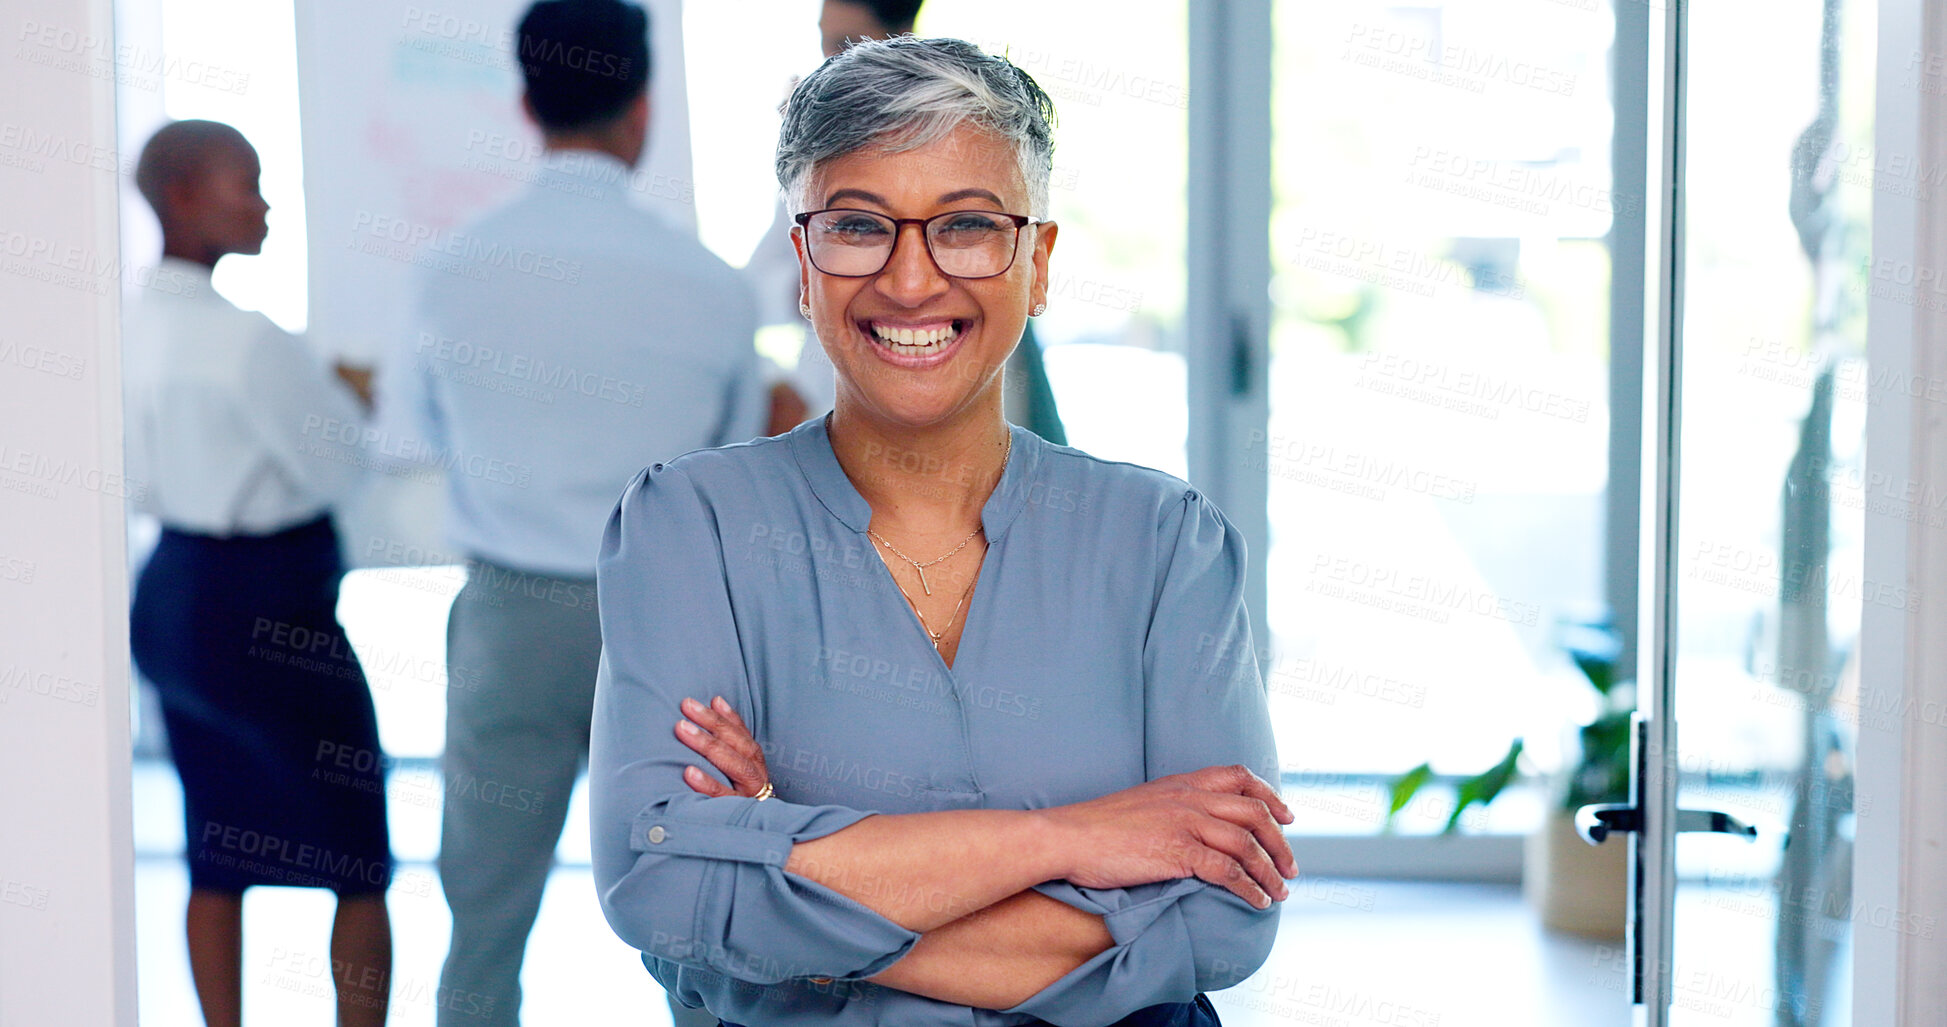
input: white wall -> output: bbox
[0,0,139,1022]
[1857,0,1947,1021]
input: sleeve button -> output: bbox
[647,826,666,844]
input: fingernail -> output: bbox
[713,696,731,712]
[677,721,700,736]
[681,697,701,713]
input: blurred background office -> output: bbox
[102,0,1876,1023]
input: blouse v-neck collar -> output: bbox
[786,413,1040,542]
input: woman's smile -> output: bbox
[860,317,969,368]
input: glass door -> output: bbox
[1665,0,1872,1021]
[1615,0,1875,1023]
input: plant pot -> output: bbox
[1524,810,1628,940]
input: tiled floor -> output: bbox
[134,753,1638,1026]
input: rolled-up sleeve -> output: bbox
[589,463,922,985]
[1008,490,1282,1024]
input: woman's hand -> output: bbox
[1038,765,1298,909]
[674,695,771,798]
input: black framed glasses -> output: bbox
[792,208,1048,280]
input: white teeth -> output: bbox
[870,322,958,355]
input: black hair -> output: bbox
[516,0,651,132]
[842,0,925,32]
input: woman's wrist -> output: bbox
[1021,807,1078,885]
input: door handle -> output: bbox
[1572,716,1757,1008]
[1575,802,1757,845]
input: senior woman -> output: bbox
[589,37,1294,1026]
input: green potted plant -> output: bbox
[1383,618,1633,938]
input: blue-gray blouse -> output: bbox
[588,416,1281,1026]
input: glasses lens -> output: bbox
[806,210,895,276]
[927,211,1019,278]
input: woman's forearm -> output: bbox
[784,809,1066,932]
[868,890,1112,1007]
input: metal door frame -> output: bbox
[1636,0,1686,1021]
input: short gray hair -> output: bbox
[775,36,1056,218]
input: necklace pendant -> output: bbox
[915,565,932,596]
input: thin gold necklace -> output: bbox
[865,433,1011,596]
[895,571,979,652]
[869,525,979,596]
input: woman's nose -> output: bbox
[873,223,950,307]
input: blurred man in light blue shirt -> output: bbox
[374,2,761,1023]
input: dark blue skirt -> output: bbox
[718,994,1219,1027]
[130,515,392,895]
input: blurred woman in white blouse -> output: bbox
[122,120,392,1027]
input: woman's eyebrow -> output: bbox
[824,188,887,207]
[937,188,1006,206]
[820,187,1010,208]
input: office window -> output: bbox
[1266,0,1616,830]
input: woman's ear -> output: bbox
[1027,221,1058,315]
[792,225,812,315]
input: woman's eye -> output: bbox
[823,216,890,239]
[941,214,1006,234]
